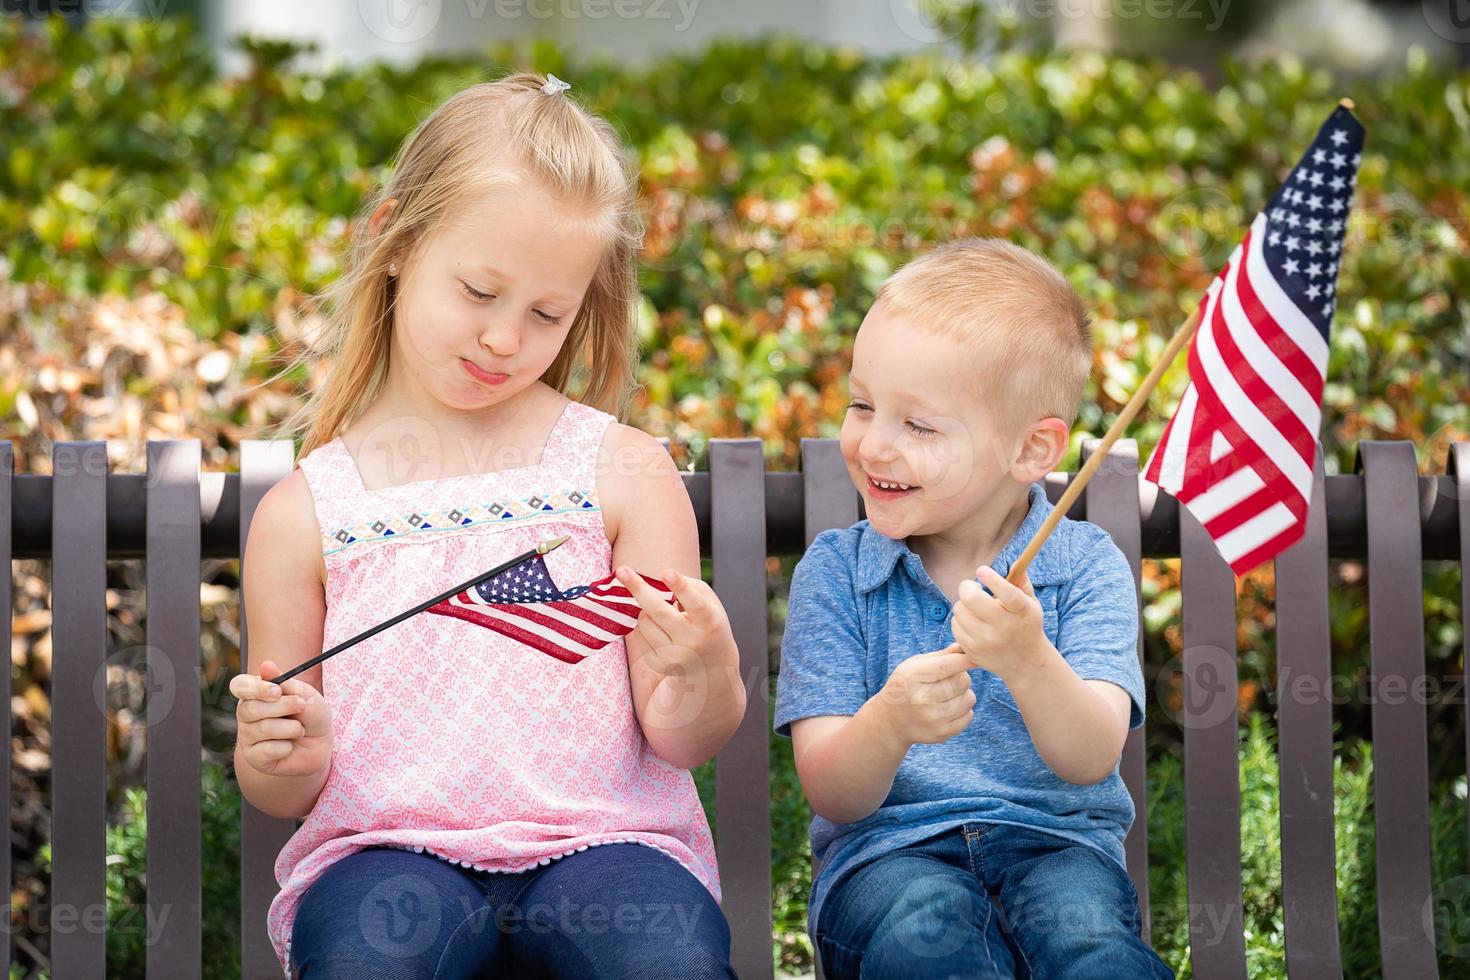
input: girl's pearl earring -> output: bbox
[388,263,399,276]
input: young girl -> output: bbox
[230,73,745,978]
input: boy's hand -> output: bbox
[873,644,978,749]
[952,566,1049,683]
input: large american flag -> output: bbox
[426,554,675,664]
[1142,103,1364,576]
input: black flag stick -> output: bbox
[271,534,571,685]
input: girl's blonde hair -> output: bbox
[266,71,643,459]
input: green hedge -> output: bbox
[2,17,1466,473]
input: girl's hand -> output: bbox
[613,566,738,682]
[230,659,334,779]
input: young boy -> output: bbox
[774,239,1174,979]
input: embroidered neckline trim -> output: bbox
[322,486,601,556]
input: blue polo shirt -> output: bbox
[773,480,1145,938]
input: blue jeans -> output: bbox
[289,843,736,979]
[815,822,1175,980]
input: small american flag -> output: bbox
[1142,103,1364,576]
[425,553,675,664]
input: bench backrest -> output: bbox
[4,435,1466,979]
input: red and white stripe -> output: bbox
[430,572,674,664]
[1143,213,1328,576]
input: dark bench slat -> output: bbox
[1357,441,1439,978]
[799,440,859,549]
[1179,487,1249,977]
[709,439,774,980]
[1275,447,1344,978]
[0,442,11,980]
[145,441,204,978]
[238,440,298,980]
[797,438,860,980]
[50,441,109,978]
[1079,437,1155,942]
[1450,443,1470,877]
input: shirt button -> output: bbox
[930,603,948,621]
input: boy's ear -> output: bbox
[1012,417,1070,480]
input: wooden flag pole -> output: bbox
[1006,305,1203,585]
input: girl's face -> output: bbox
[388,179,605,415]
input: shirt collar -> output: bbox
[855,481,1067,593]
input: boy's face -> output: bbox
[839,302,1027,542]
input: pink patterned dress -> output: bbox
[266,399,721,975]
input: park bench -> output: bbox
[2,433,1466,979]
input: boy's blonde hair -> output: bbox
[267,72,642,458]
[874,237,1093,435]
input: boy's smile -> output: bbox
[864,475,919,498]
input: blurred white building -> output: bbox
[173,0,1465,75]
[203,0,942,74]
